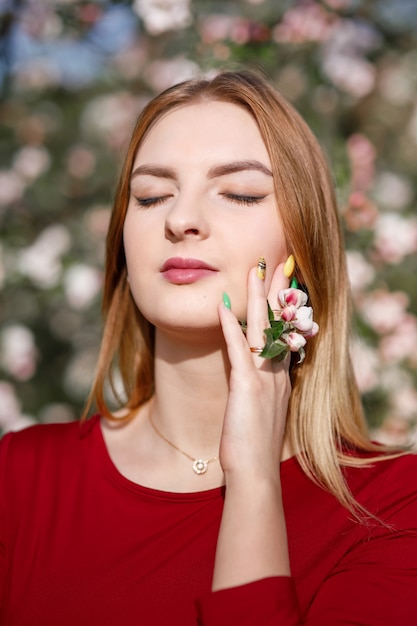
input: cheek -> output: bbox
[123,214,151,271]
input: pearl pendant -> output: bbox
[192,459,209,474]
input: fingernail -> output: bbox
[283,254,295,278]
[257,256,266,281]
[222,292,231,310]
[290,276,299,289]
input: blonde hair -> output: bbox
[84,70,402,512]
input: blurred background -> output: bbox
[0,0,416,446]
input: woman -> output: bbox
[0,71,416,625]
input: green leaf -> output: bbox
[260,328,289,360]
[268,320,284,340]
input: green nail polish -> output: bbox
[222,292,231,310]
[290,276,298,289]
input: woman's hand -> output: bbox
[213,261,292,591]
[217,261,292,480]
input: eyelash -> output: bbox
[134,193,265,208]
[134,196,168,208]
[222,193,265,206]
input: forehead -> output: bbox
[135,100,270,164]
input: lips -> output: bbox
[160,257,218,284]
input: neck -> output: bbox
[150,329,230,455]
[149,328,294,466]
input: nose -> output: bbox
[164,192,209,242]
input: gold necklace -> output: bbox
[148,412,219,475]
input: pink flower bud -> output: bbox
[303,321,319,338]
[278,288,308,309]
[281,305,297,322]
[293,306,314,332]
[284,331,307,352]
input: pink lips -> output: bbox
[160,257,218,285]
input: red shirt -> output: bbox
[0,415,416,625]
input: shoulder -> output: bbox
[0,416,99,475]
[344,452,417,526]
[345,450,417,488]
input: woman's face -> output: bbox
[124,100,287,336]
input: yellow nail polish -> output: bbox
[283,254,295,278]
[257,256,266,280]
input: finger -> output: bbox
[267,261,290,312]
[246,266,270,363]
[218,300,252,369]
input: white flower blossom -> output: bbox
[374,213,417,264]
[13,146,51,181]
[133,0,192,35]
[321,20,380,97]
[81,93,145,150]
[63,264,102,310]
[0,381,36,433]
[0,325,38,381]
[346,250,375,293]
[0,171,25,207]
[17,224,72,288]
[144,58,200,92]
[359,289,409,335]
[373,171,413,211]
[350,338,379,393]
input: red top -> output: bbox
[0,415,416,625]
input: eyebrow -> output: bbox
[208,160,273,178]
[130,160,273,180]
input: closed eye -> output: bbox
[134,195,171,208]
[222,193,266,206]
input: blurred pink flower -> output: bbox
[373,171,413,211]
[0,325,38,381]
[390,385,417,421]
[359,289,409,335]
[0,171,25,207]
[343,191,378,231]
[408,103,417,145]
[347,134,376,191]
[323,0,351,8]
[13,146,50,181]
[67,145,96,179]
[346,250,375,294]
[133,0,192,35]
[372,416,412,447]
[373,213,417,264]
[17,224,72,288]
[199,15,269,44]
[321,20,380,97]
[322,54,376,98]
[144,58,200,92]
[273,3,338,43]
[379,64,415,106]
[64,263,103,310]
[350,339,379,393]
[0,245,5,290]
[0,381,36,433]
[81,93,146,151]
[379,314,417,364]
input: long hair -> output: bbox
[84,70,399,512]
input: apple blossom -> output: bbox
[283,331,307,352]
[261,288,319,361]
